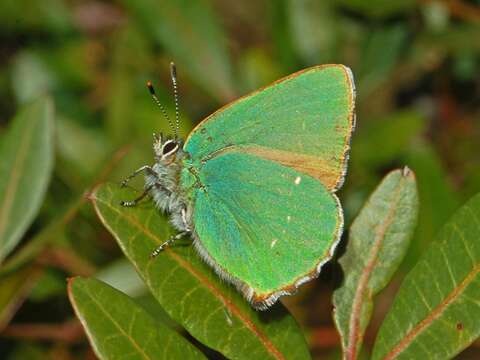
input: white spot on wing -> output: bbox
[287,215,291,222]
[294,176,302,185]
[271,239,278,248]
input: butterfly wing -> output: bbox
[181,64,355,307]
[184,64,355,191]
[190,152,342,308]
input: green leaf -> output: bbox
[372,192,480,359]
[56,116,111,187]
[121,0,236,102]
[403,142,459,266]
[68,277,205,360]
[0,145,131,277]
[356,25,407,99]
[104,26,149,144]
[288,0,336,65]
[0,0,73,33]
[0,97,54,263]
[92,183,311,360]
[267,0,298,71]
[333,168,419,359]
[352,110,427,170]
[0,266,42,331]
[11,51,57,104]
[336,0,415,18]
[0,196,83,276]
[96,259,147,298]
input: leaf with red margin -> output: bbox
[333,168,419,359]
[68,277,205,359]
[91,183,311,360]
[372,192,480,359]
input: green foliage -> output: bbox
[0,266,41,331]
[92,183,311,360]
[0,98,54,263]
[68,277,206,359]
[404,142,460,264]
[336,0,416,18]
[121,0,237,102]
[371,193,480,359]
[0,0,479,359]
[352,110,427,170]
[334,168,419,358]
[356,25,407,99]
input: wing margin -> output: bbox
[188,152,344,309]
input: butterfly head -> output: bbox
[153,133,182,163]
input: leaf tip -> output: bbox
[66,276,79,293]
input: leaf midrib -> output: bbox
[346,175,406,359]
[383,264,480,359]
[92,190,286,360]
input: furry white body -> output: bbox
[144,147,193,233]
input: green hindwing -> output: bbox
[181,65,355,308]
[190,152,342,308]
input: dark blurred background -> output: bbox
[0,0,479,359]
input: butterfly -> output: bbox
[121,63,355,310]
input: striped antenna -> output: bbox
[147,81,175,134]
[170,62,180,139]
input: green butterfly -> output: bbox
[121,63,355,309]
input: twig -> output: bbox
[2,319,84,343]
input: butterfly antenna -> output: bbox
[170,62,180,140]
[147,81,175,135]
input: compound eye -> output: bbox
[162,140,178,156]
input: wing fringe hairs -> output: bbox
[190,194,344,310]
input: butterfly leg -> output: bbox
[150,231,188,258]
[120,165,161,207]
[120,185,153,207]
[187,166,206,191]
[121,165,156,187]
[181,208,191,232]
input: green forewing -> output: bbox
[191,152,341,299]
[184,65,354,191]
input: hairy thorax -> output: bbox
[144,148,193,232]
